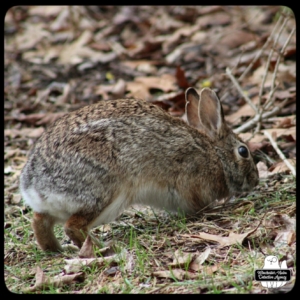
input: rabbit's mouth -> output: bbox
[240,173,259,192]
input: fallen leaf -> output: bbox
[35,113,66,126]
[110,78,126,98]
[4,166,13,174]
[249,65,273,87]
[58,30,92,64]
[153,269,198,281]
[239,126,296,144]
[274,230,296,247]
[49,8,70,32]
[264,127,296,141]
[15,23,50,51]
[277,63,296,84]
[263,214,296,247]
[189,248,211,271]
[169,249,194,267]
[25,266,84,292]
[175,66,190,89]
[5,128,44,139]
[135,74,177,92]
[246,141,268,152]
[29,5,68,17]
[78,235,96,258]
[151,10,184,32]
[4,148,21,160]
[5,112,66,126]
[219,30,255,49]
[270,159,296,174]
[64,255,117,274]
[126,81,151,100]
[257,161,273,178]
[225,101,256,125]
[272,214,296,230]
[181,226,259,248]
[273,90,296,100]
[197,12,231,28]
[201,264,220,275]
[12,194,22,204]
[121,60,158,75]
[153,269,183,280]
[104,266,120,276]
[239,132,265,144]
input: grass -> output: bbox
[4,175,296,294]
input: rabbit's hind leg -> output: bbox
[64,214,90,249]
[32,212,62,252]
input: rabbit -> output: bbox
[19,87,259,252]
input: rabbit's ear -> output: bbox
[185,87,201,129]
[198,88,224,140]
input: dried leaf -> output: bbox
[273,90,296,100]
[264,127,296,142]
[58,30,92,64]
[169,249,194,267]
[35,113,66,126]
[219,30,255,49]
[277,63,296,83]
[175,66,190,89]
[272,214,296,230]
[153,269,184,280]
[25,266,84,292]
[190,248,211,271]
[111,79,126,98]
[201,264,220,275]
[225,102,256,125]
[4,148,21,160]
[197,12,231,28]
[78,235,96,258]
[4,128,44,139]
[126,81,151,100]
[270,159,296,174]
[264,214,296,247]
[29,6,68,17]
[64,255,117,274]
[11,194,22,204]
[135,74,177,92]
[181,226,258,248]
[257,161,273,178]
[274,230,296,247]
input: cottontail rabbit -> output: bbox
[19,87,259,252]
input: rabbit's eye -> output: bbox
[238,146,249,158]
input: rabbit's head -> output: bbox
[185,87,259,197]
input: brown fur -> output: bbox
[32,212,62,252]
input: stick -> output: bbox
[226,67,258,113]
[233,98,288,134]
[238,15,283,81]
[264,26,296,111]
[263,130,296,176]
[258,16,288,110]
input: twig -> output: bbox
[238,15,283,81]
[258,16,288,109]
[271,25,295,91]
[264,26,296,111]
[226,67,258,113]
[229,15,295,135]
[263,130,296,176]
[233,98,289,134]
